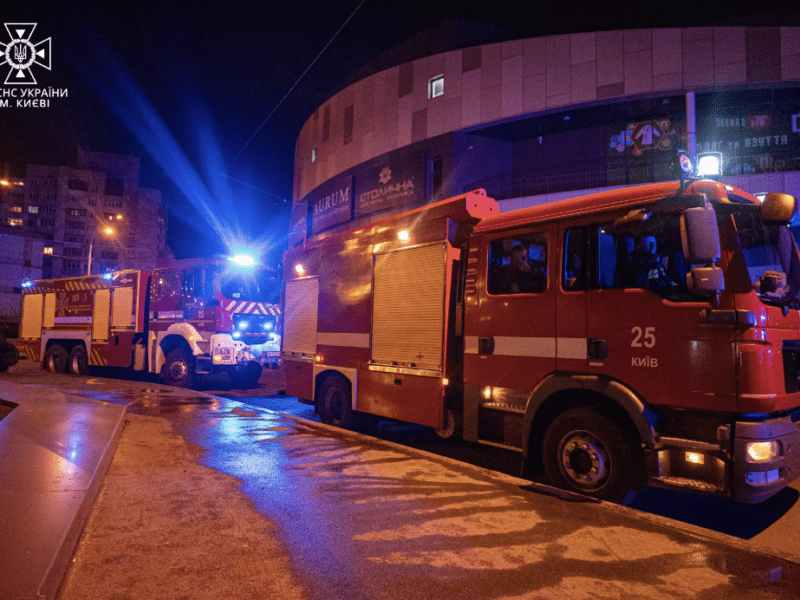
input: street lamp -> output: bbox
[87,225,116,275]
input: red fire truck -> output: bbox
[17,256,280,388]
[282,177,800,503]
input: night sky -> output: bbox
[1,1,797,267]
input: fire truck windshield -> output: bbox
[732,207,800,309]
[218,269,278,304]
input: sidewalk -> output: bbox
[56,413,306,600]
[0,380,126,600]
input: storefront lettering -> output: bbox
[358,179,415,204]
[313,187,350,215]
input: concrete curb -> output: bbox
[40,404,128,600]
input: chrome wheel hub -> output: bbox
[169,360,188,381]
[558,430,610,488]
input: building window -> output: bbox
[428,74,444,99]
[343,105,354,145]
[28,206,38,213]
[10,205,22,212]
[44,246,53,255]
[8,218,22,226]
[67,178,88,192]
[429,157,443,200]
[322,105,330,143]
[311,147,317,163]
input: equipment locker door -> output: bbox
[92,289,110,341]
[283,277,319,401]
[357,242,455,428]
[108,285,135,367]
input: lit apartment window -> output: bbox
[311,147,317,163]
[44,246,53,255]
[28,206,39,213]
[428,74,444,99]
[8,218,22,226]
[10,205,22,212]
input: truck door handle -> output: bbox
[478,337,495,355]
[588,338,608,360]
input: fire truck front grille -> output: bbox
[782,340,800,394]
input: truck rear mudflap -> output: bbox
[732,409,800,503]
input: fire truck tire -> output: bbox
[541,407,643,504]
[233,361,263,389]
[162,349,194,389]
[318,376,354,429]
[44,345,68,374]
[67,346,88,375]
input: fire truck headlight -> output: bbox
[238,321,249,331]
[746,441,780,463]
[229,254,256,268]
[264,322,273,330]
[233,331,242,339]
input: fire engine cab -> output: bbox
[282,170,800,503]
[17,256,280,389]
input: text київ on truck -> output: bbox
[282,179,800,504]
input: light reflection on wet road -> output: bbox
[123,391,799,600]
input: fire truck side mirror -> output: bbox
[761,193,799,226]
[686,267,724,296]
[681,206,724,296]
[681,206,720,264]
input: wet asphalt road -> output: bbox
[4,362,800,598]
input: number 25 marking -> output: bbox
[631,326,655,348]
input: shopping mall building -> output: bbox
[290,27,800,244]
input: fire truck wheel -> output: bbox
[234,361,263,389]
[44,345,68,373]
[68,346,88,375]
[541,407,642,504]
[162,349,194,389]
[318,376,353,428]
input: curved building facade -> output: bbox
[291,27,800,244]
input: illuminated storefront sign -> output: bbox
[308,174,353,235]
[696,88,800,175]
